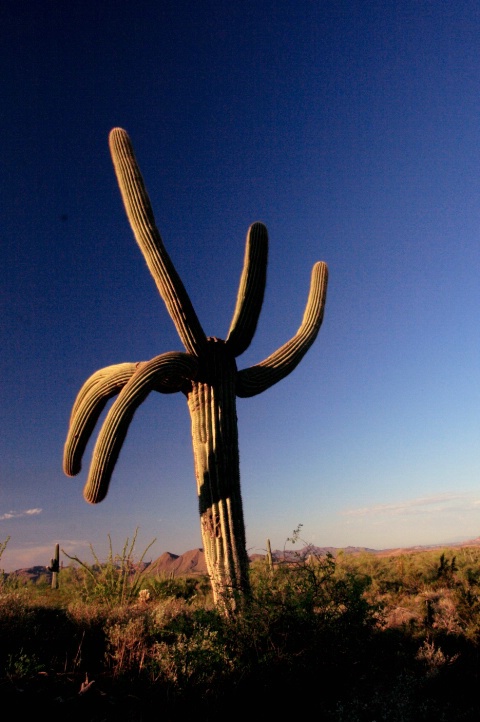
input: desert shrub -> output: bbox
[229,547,383,709]
[105,614,150,676]
[0,590,101,678]
[62,528,156,606]
[144,573,211,604]
[4,648,45,679]
[2,533,480,720]
[96,548,385,709]
[147,616,234,692]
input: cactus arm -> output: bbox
[225,222,268,357]
[109,128,207,357]
[83,352,198,504]
[63,359,190,478]
[236,261,328,397]
[69,362,141,423]
[64,362,140,477]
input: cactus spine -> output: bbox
[63,128,328,614]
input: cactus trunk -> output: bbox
[266,538,274,573]
[186,339,250,611]
[49,543,60,590]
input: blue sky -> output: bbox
[1,0,479,571]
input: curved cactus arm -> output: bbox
[109,128,208,357]
[236,261,328,398]
[83,352,199,504]
[64,362,141,477]
[225,222,268,357]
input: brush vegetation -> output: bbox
[1,532,480,721]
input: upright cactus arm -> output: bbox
[64,362,141,477]
[236,261,328,398]
[225,222,268,357]
[83,351,198,504]
[109,128,207,357]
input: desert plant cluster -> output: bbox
[1,534,480,721]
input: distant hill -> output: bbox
[146,548,208,576]
[5,537,480,584]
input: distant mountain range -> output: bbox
[6,537,480,584]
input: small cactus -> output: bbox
[64,128,328,614]
[47,543,60,589]
[266,538,274,574]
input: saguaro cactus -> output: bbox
[47,543,60,589]
[63,128,328,613]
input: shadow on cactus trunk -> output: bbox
[63,128,328,615]
[47,543,60,590]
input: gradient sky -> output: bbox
[1,1,479,572]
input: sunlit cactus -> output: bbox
[63,128,328,613]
